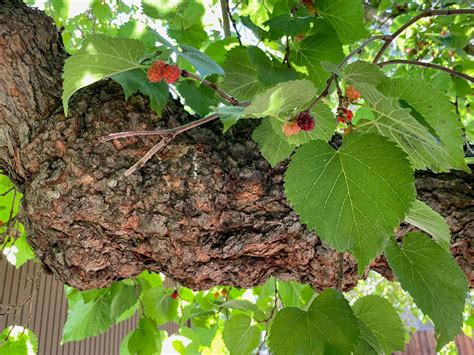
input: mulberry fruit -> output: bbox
[162,64,181,84]
[346,85,361,101]
[296,111,315,131]
[282,121,301,136]
[147,60,167,83]
[171,290,179,299]
[337,108,353,123]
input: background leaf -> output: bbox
[352,295,405,354]
[385,233,468,350]
[405,199,451,249]
[268,288,360,354]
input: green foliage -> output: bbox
[268,288,360,354]
[252,118,295,167]
[352,295,406,353]
[405,200,451,249]
[292,27,344,89]
[222,315,260,354]
[141,287,179,325]
[0,174,34,268]
[285,133,415,272]
[62,280,138,342]
[0,327,38,355]
[386,233,469,350]
[317,0,368,44]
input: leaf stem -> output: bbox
[307,35,387,111]
[372,9,474,63]
[181,70,247,106]
[378,59,474,83]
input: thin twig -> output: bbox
[378,59,474,82]
[124,137,173,177]
[225,0,242,45]
[307,35,387,111]
[102,114,220,142]
[373,8,474,63]
[257,279,279,354]
[282,36,291,68]
[336,252,344,291]
[181,70,246,106]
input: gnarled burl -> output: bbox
[0,1,472,291]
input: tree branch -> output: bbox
[378,59,474,83]
[219,0,231,38]
[372,8,474,63]
[181,70,247,106]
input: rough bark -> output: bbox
[0,0,472,291]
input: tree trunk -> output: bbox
[0,0,472,291]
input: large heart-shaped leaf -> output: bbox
[285,133,415,271]
[268,288,360,354]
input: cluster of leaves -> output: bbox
[0,174,35,269]
[4,0,473,353]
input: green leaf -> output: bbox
[0,327,38,355]
[91,0,112,21]
[109,282,138,321]
[356,83,456,172]
[168,25,208,48]
[277,280,315,308]
[385,232,468,350]
[127,317,163,355]
[263,15,312,40]
[247,46,297,87]
[62,292,113,343]
[352,295,405,354]
[252,118,295,167]
[176,80,218,116]
[204,38,240,66]
[268,288,360,354]
[2,232,35,268]
[284,133,415,272]
[180,45,224,79]
[344,61,387,86]
[222,47,263,101]
[405,200,451,249]
[217,106,245,132]
[222,315,260,355]
[292,30,344,89]
[117,21,158,52]
[378,78,469,172]
[318,0,368,44]
[243,80,316,119]
[141,288,179,325]
[112,69,169,115]
[353,320,384,355]
[51,0,69,19]
[220,300,257,312]
[62,34,146,116]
